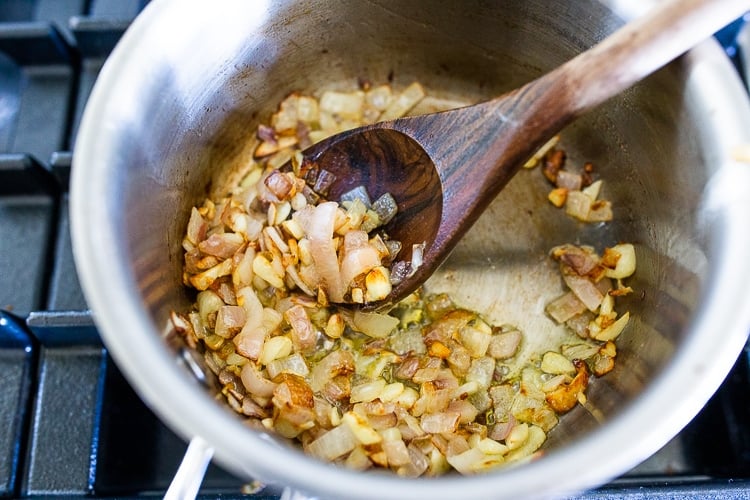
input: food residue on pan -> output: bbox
[171,81,636,476]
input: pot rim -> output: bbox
[70,1,750,498]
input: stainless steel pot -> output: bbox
[70,0,750,498]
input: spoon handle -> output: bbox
[389,0,749,276]
[554,0,750,117]
[481,0,750,164]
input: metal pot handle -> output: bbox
[165,436,214,500]
[280,488,320,500]
[165,437,319,499]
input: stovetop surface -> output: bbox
[1,1,749,498]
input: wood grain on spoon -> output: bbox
[295,0,750,308]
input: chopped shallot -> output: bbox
[174,81,637,478]
[300,202,345,302]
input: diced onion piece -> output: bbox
[186,207,208,245]
[240,362,277,397]
[545,360,589,413]
[412,367,443,383]
[232,248,255,288]
[466,357,495,389]
[264,170,295,201]
[563,273,604,312]
[488,413,516,441]
[445,448,486,474]
[548,187,567,207]
[561,342,600,361]
[512,397,558,433]
[523,135,559,168]
[603,243,636,279]
[342,411,382,445]
[380,82,425,121]
[505,423,530,450]
[338,198,368,233]
[252,253,285,289]
[366,84,393,111]
[540,351,576,375]
[266,352,310,379]
[458,322,492,358]
[198,232,244,259]
[389,328,426,355]
[236,287,263,326]
[270,94,299,132]
[296,95,319,124]
[447,399,480,424]
[397,387,420,409]
[319,90,364,120]
[420,411,460,434]
[365,266,392,302]
[233,307,281,360]
[582,179,603,200]
[309,349,355,392]
[546,291,587,323]
[340,231,382,291]
[541,374,568,393]
[350,378,387,403]
[352,310,399,338]
[555,170,582,191]
[214,305,246,338]
[396,444,429,477]
[271,375,314,438]
[587,200,613,222]
[487,329,522,359]
[411,243,425,274]
[413,385,456,417]
[189,258,233,290]
[477,438,508,456]
[196,290,223,326]
[264,225,290,253]
[504,425,546,463]
[340,186,372,207]
[284,304,317,351]
[552,244,599,275]
[592,311,630,341]
[307,423,357,461]
[372,192,398,225]
[258,335,293,365]
[254,136,298,158]
[344,446,372,471]
[599,293,615,316]
[453,380,480,399]
[382,434,411,466]
[233,323,268,360]
[379,382,405,402]
[300,202,345,302]
[564,190,592,221]
[285,265,315,297]
[281,218,305,240]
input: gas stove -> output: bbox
[1,1,749,498]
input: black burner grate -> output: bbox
[0,1,749,498]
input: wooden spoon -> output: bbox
[294,0,749,308]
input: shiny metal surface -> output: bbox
[70,0,750,498]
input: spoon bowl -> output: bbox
[301,126,443,305]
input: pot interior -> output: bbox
[72,0,750,496]
[147,0,702,435]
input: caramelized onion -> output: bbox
[175,83,637,478]
[299,202,345,302]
